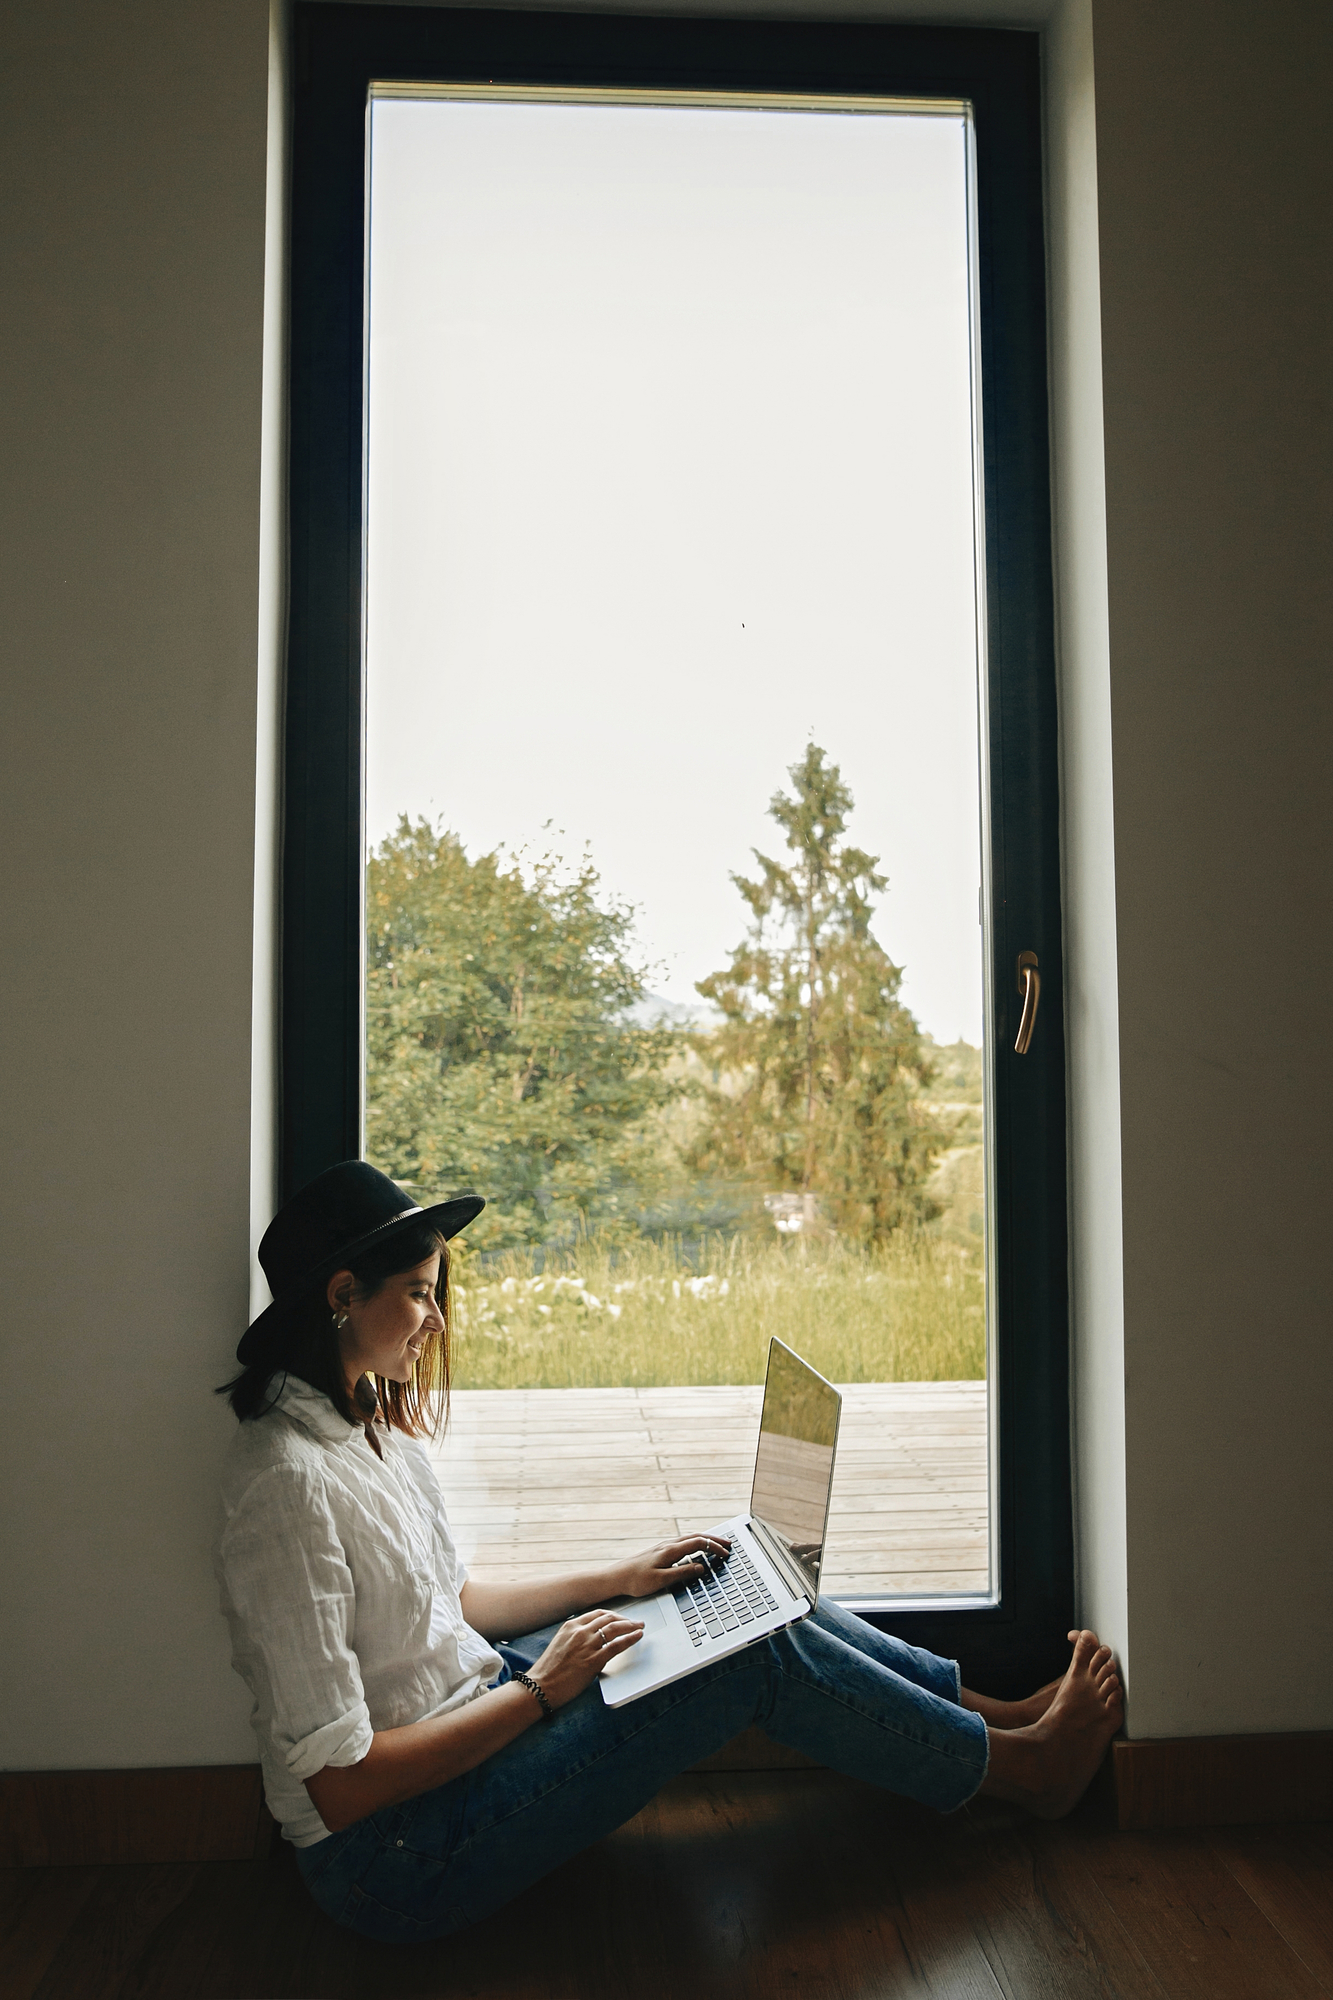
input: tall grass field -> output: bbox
[448,1234,986,1390]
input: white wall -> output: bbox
[1043,0,1128,1690]
[0,0,273,1766]
[0,0,1326,1771]
[1092,0,1332,1737]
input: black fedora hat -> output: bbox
[237,1161,484,1365]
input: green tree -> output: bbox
[692,744,944,1241]
[365,818,679,1251]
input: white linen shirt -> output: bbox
[216,1375,503,1848]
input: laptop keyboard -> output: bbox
[673,1541,780,1648]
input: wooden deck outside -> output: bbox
[430,1380,989,1599]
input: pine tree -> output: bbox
[692,744,944,1241]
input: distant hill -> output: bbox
[628,992,720,1030]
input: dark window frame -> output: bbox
[285,1,1071,1695]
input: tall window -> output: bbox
[364,89,989,1604]
[287,9,1068,1687]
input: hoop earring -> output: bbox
[332,1310,350,1331]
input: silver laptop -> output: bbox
[599,1338,842,1707]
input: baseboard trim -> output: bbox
[0,1766,275,1867]
[0,1746,805,1869]
[1112,1733,1333,1829]
[5,1731,1328,1864]
[689,1728,1333,1829]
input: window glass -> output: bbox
[365,92,990,1603]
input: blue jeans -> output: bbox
[295,1600,988,1942]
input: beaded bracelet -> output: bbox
[512,1670,554,1721]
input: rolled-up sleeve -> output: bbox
[218,1463,375,1779]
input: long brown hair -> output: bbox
[219,1218,452,1438]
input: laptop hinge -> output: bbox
[750,1516,814,1607]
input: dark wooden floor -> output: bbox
[5,1773,1331,2000]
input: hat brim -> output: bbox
[236,1192,485,1366]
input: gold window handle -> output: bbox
[1014,951,1041,1055]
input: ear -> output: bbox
[326,1269,355,1313]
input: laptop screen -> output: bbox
[749,1339,842,1605]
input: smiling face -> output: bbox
[328,1254,444,1392]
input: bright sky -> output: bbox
[366,96,984,1045]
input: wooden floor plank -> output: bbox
[500,1497,687,1519]
[1211,1823,1333,1993]
[6,1788,1331,1998]
[433,1381,990,1599]
[0,1865,103,2000]
[1076,1827,1330,1999]
[829,1797,1008,1997]
[949,1804,1173,2000]
[27,1864,201,2000]
[184,1849,334,2000]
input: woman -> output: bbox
[217,1162,1122,1944]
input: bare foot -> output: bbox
[1011,1675,1064,1726]
[962,1675,1064,1730]
[979,1630,1123,1819]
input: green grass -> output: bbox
[448,1232,986,1390]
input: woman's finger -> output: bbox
[666,1554,724,1580]
[580,1619,643,1657]
[568,1608,640,1640]
[661,1536,730,1567]
[598,1627,644,1660]
[587,1615,644,1640]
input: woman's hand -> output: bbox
[612,1532,734,1602]
[526,1609,648,1708]
[459,1531,731,1646]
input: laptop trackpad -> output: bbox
[601,1592,670,1677]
